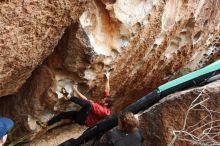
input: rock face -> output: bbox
[0,0,87,97]
[46,0,220,110]
[25,124,87,146]
[0,0,220,143]
[139,80,220,146]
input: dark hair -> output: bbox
[61,87,68,97]
[105,96,114,108]
[119,112,139,132]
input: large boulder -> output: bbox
[0,0,220,143]
[139,81,220,146]
[0,0,87,97]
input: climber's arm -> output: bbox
[104,72,110,97]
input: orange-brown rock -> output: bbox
[0,0,220,143]
[0,0,87,97]
[139,81,220,146]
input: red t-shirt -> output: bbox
[85,100,111,127]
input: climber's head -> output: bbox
[118,112,139,133]
[101,97,114,108]
[60,87,69,97]
[61,87,67,94]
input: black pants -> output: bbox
[47,96,92,125]
[59,114,118,146]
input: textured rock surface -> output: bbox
[105,0,220,109]
[139,80,220,146]
[47,0,220,110]
[0,0,87,96]
[0,0,220,143]
[25,124,86,146]
[86,80,220,146]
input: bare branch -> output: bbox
[168,88,220,146]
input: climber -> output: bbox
[36,71,113,128]
[60,87,70,101]
[99,112,144,146]
[0,117,14,146]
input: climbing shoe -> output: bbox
[36,121,48,128]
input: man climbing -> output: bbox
[36,72,113,128]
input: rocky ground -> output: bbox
[24,124,86,146]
